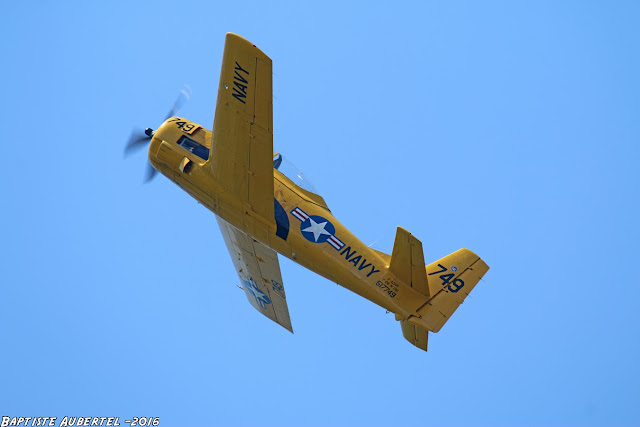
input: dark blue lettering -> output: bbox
[232,62,249,104]
[340,246,380,277]
[367,266,381,277]
[358,259,372,271]
[341,246,356,261]
[234,61,249,75]
[232,88,246,104]
[234,81,247,95]
[349,255,362,267]
[234,70,248,84]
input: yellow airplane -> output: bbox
[126,33,489,352]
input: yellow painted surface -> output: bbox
[146,33,490,352]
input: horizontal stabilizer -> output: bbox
[417,249,489,333]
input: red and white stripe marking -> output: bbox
[291,207,309,222]
[327,235,345,250]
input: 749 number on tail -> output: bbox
[428,264,464,293]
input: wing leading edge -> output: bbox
[217,217,293,332]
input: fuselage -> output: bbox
[147,117,428,317]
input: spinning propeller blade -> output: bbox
[123,128,152,157]
[144,163,158,183]
[164,85,192,121]
[124,85,191,182]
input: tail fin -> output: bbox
[388,227,431,352]
[388,227,489,351]
[389,227,430,298]
[399,318,429,351]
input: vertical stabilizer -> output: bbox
[389,227,429,298]
[400,319,429,352]
[389,227,431,351]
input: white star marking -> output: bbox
[245,279,270,308]
[248,281,266,300]
[302,217,332,242]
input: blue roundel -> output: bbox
[300,215,336,244]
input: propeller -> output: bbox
[164,85,192,121]
[124,85,191,182]
[124,127,154,157]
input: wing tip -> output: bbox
[223,32,270,61]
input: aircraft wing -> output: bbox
[208,33,274,221]
[217,217,293,332]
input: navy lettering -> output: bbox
[232,62,249,104]
[358,259,372,271]
[234,81,247,95]
[234,61,249,75]
[341,246,356,261]
[232,88,246,103]
[367,266,381,277]
[349,255,362,267]
[234,70,248,84]
[340,246,380,276]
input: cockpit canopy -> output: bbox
[273,153,318,193]
[177,135,209,161]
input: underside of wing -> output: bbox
[217,216,293,332]
[208,33,274,221]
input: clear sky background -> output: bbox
[1,1,639,426]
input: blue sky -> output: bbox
[1,1,639,426]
